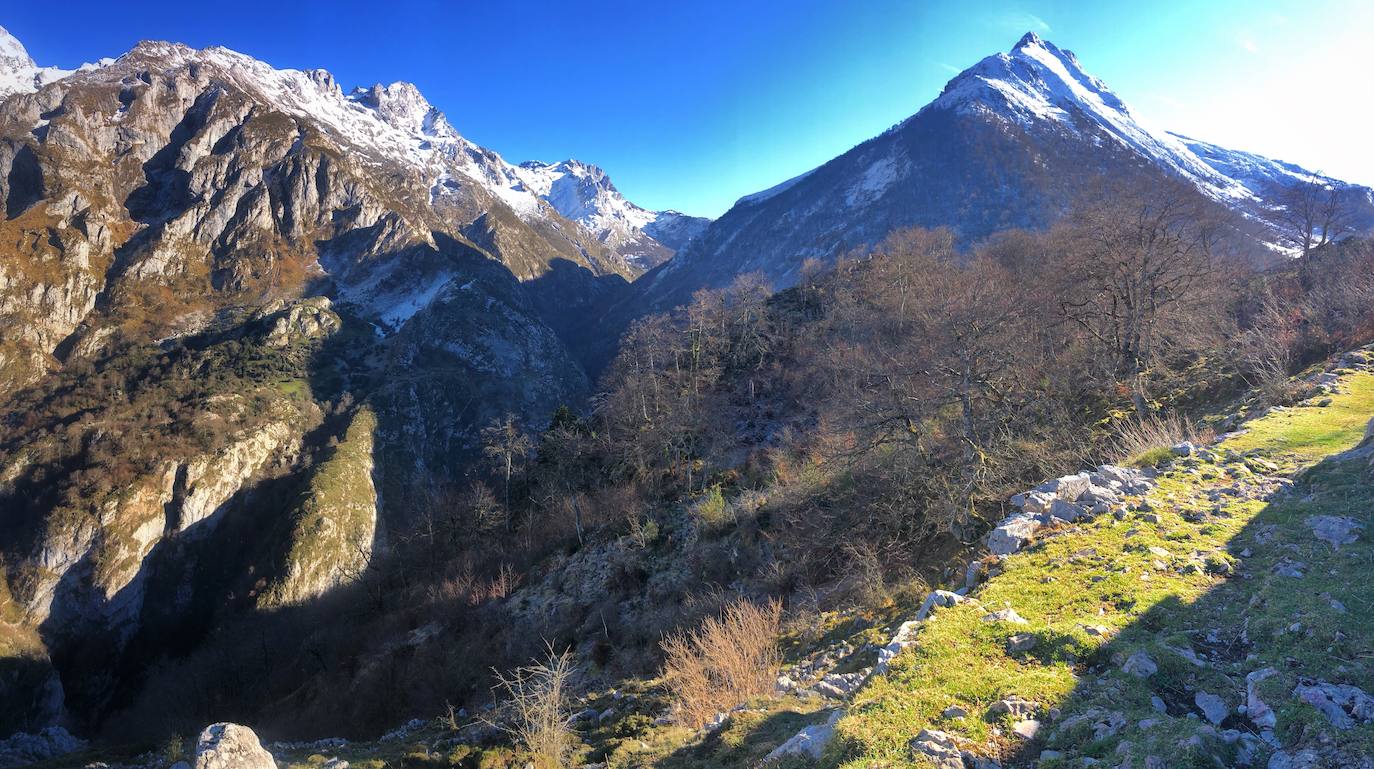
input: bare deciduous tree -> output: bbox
[482,414,532,514]
[1050,184,1224,414]
[1278,172,1356,263]
[488,646,578,769]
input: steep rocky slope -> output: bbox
[627,33,1374,311]
[0,26,624,735]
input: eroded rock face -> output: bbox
[0,33,609,734]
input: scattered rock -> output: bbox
[1307,515,1362,549]
[1272,559,1306,578]
[964,560,985,589]
[0,727,88,767]
[812,672,866,699]
[1247,668,1279,730]
[1266,748,1323,769]
[915,590,967,621]
[876,620,924,673]
[764,709,843,762]
[907,729,964,769]
[1194,691,1228,725]
[1048,499,1087,522]
[1011,719,1041,739]
[1020,491,1057,515]
[194,724,276,769]
[942,705,969,719]
[1007,632,1037,653]
[1122,651,1158,678]
[988,515,1040,556]
[1172,441,1196,456]
[989,696,1038,719]
[1035,472,1094,503]
[981,607,1030,625]
[1057,709,1127,742]
[962,754,1002,769]
[1292,680,1374,730]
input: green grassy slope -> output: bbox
[828,371,1374,768]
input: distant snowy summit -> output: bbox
[0,25,110,99]
[516,159,709,271]
[631,31,1374,310]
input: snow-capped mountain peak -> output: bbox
[0,25,84,99]
[924,31,1250,203]
[349,81,458,140]
[514,159,710,270]
[516,159,654,232]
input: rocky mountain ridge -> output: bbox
[0,24,647,735]
[628,32,1374,311]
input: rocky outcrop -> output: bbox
[0,726,87,767]
[261,408,378,606]
[193,723,275,769]
[989,465,1155,556]
[179,421,300,534]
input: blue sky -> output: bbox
[4,1,1372,217]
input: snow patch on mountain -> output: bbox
[0,25,107,99]
[515,159,709,270]
[1171,133,1341,197]
[736,167,817,207]
[516,159,658,236]
[846,153,904,207]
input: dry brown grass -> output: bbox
[1112,412,1213,466]
[660,598,782,727]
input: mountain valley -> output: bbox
[1,18,1373,769]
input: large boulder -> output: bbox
[907,729,965,769]
[1034,472,1093,502]
[194,724,276,769]
[988,515,1040,555]
[764,709,843,762]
